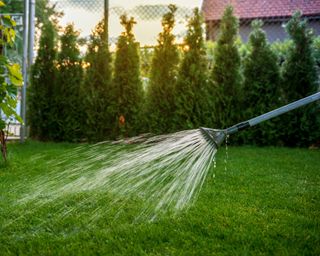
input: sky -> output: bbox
[57,0,203,46]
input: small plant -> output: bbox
[0,1,23,161]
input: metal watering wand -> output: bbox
[200,92,320,147]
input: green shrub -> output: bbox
[146,5,180,134]
[280,12,319,147]
[55,24,84,141]
[28,20,57,140]
[113,15,144,138]
[241,20,281,145]
[210,6,242,130]
[313,36,320,69]
[82,20,113,142]
[174,8,212,130]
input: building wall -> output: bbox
[206,18,320,43]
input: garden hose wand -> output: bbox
[200,92,320,147]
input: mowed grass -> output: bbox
[0,141,319,255]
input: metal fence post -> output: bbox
[25,0,36,139]
[20,0,30,143]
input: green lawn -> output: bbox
[0,141,319,255]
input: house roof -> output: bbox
[202,0,320,21]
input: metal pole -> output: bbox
[248,92,320,126]
[28,0,35,67]
[25,0,36,139]
[20,0,29,143]
[104,0,109,44]
[226,92,320,135]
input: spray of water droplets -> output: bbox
[18,129,217,221]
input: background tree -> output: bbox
[82,19,113,142]
[241,20,281,145]
[210,6,242,130]
[113,15,143,138]
[146,4,179,134]
[174,8,211,130]
[280,12,319,147]
[55,23,83,141]
[28,20,57,141]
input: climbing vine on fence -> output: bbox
[0,1,23,161]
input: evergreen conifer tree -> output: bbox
[55,24,83,141]
[174,8,211,130]
[113,15,143,138]
[83,19,113,142]
[28,20,57,140]
[242,20,281,145]
[281,12,319,147]
[146,5,179,133]
[211,6,242,129]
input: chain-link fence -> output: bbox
[55,0,202,47]
[53,0,319,46]
[1,1,24,65]
[1,1,24,139]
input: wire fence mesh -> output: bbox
[55,0,202,46]
[53,0,319,46]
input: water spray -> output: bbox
[201,92,320,147]
[16,92,319,222]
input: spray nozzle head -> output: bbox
[200,127,226,148]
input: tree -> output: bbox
[241,20,281,145]
[28,20,57,140]
[82,19,113,142]
[113,15,143,138]
[146,4,179,133]
[174,8,211,130]
[280,12,319,147]
[55,24,83,141]
[0,1,23,161]
[210,6,242,129]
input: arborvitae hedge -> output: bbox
[28,6,319,146]
[82,20,113,142]
[28,20,57,140]
[55,24,84,141]
[146,5,179,134]
[210,6,242,130]
[280,12,319,147]
[174,8,212,130]
[113,15,144,138]
[241,20,281,145]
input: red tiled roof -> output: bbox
[202,0,320,21]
